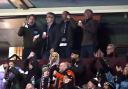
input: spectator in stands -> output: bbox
[57,11,77,59]
[0,62,8,89]
[41,12,59,60]
[103,82,115,89]
[53,62,75,89]
[62,73,79,89]
[39,65,50,89]
[87,78,101,89]
[25,60,42,89]
[116,63,128,89]
[106,44,115,57]
[18,14,41,70]
[70,50,86,88]
[78,9,98,58]
[6,61,23,89]
[25,83,34,89]
[48,52,60,82]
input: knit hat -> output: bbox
[90,78,98,86]
[104,82,115,89]
[42,65,49,73]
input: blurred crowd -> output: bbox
[0,9,128,89]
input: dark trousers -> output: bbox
[22,48,31,71]
[58,46,71,59]
[80,45,94,59]
[41,50,50,60]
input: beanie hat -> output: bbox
[42,65,49,73]
[90,78,98,86]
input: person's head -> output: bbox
[50,52,59,63]
[59,62,70,72]
[27,14,36,25]
[25,83,34,89]
[103,82,115,89]
[70,51,80,62]
[123,63,128,76]
[42,65,49,77]
[9,61,15,68]
[84,9,93,20]
[106,44,115,56]
[3,62,8,69]
[46,12,55,24]
[62,11,70,20]
[87,78,98,89]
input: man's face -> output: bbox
[123,64,128,75]
[84,10,92,20]
[106,45,114,55]
[51,52,58,62]
[46,14,54,23]
[59,63,68,72]
[87,81,96,89]
[62,11,68,20]
[71,53,79,60]
[103,82,110,89]
[9,62,14,68]
[28,16,35,25]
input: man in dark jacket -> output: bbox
[70,50,86,88]
[78,9,98,58]
[18,14,40,70]
[57,11,77,59]
[41,12,59,59]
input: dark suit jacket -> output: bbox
[18,24,40,48]
[58,18,77,48]
[81,19,98,46]
[41,22,59,51]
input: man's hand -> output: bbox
[33,34,40,42]
[53,70,57,75]
[50,48,54,54]
[78,20,83,27]
[116,66,123,72]
[27,51,35,59]
[42,32,47,39]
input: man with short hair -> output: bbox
[78,9,98,58]
[57,11,77,59]
[18,14,40,70]
[41,12,59,59]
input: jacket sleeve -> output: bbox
[18,27,25,36]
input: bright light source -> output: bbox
[8,0,35,9]
[0,0,8,4]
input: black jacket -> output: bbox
[18,23,40,48]
[41,22,59,51]
[58,18,77,48]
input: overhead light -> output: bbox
[8,0,35,9]
[0,0,8,4]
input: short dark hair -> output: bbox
[84,9,93,14]
[63,11,70,15]
[47,12,55,18]
[26,14,36,20]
